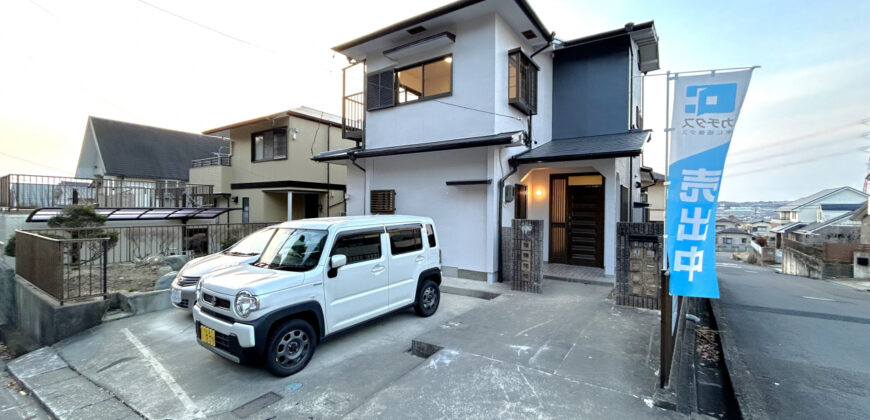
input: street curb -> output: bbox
[709,299,768,420]
[6,346,143,419]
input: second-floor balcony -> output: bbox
[343,91,364,141]
[0,174,214,210]
[191,155,231,168]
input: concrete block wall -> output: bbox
[616,222,663,310]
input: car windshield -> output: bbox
[222,228,276,256]
[253,228,328,271]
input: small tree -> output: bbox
[47,205,118,264]
[755,237,768,247]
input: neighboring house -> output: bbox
[851,199,870,244]
[640,167,665,222]
[716,228,753,252]
[789,212,860,245]
[775,186,867,223]
[315,0,659,280]
[772,186,868,249]
[715,218,740,232]
[191,107,355,224]
[74,116,229,208]
[742,219,775,245]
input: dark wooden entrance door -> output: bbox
[549,174,604,267]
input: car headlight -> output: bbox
[196,280,203,301]
[234,290,259,318]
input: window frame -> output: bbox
[242,197,250,223]
[425,224,437,248]
[508,48,539,116]
[375,54,454,110]
[250,127,289,163]
[387,224,424,256]
[329,228,385,266]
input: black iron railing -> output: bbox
[342,92,364,141]
[0,174,214,209]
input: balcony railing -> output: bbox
[0,174,214,210]
[192,155,231,167]
[343,91,364,141]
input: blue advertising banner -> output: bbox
[667,69,753,298]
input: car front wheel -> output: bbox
[264,319,316,377]
[414,279,440,317]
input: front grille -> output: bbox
[178,276,200,287]
[214,330,233,352]
[201,306,235,323]
[202,293,231,309]
[178,299,189,308]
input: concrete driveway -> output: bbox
[17,291,486,419]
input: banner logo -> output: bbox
[684,83,737,115]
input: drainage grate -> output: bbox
[231,391,283,418]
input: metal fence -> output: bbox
[0,174,214,209]
[192,156,231,167]
[15,230,108,303]
[28,222,276,264]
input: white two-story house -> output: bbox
[315,0,659,281]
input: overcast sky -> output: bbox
[1,0,868,202]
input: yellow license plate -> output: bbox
[200,325,216,347]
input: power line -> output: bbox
[0,151,71,174]
[132,0,278,55]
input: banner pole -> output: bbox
[663,70,671,271]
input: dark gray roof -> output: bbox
[90,117,229,181]
[820,203,862,211]
[513,130,650,164]
[794,211,858,234]
[717,227,751,235]
[776,186,867,211]
[312,131,523,162]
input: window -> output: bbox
[508,49,539,115]
[397,55,452,104]
[514,184,528,219]
[242,197,249,223]
[224,228,275,254]
[724,238,733,245]
[251,128,288,162]
[389,225,423,255]
[370,190,396,214]
[255,229,328,271]
[426,224,437,248]
[331,231,383,264]
[368,55,452,111]
[741,238,747,244]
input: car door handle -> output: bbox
[415,255,425,263]
[372,265,385,274]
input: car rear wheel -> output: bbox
[264,319,316,377]
[414,279,440,317]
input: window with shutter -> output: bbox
[367,70,395,111]
[370,190,396,214]
[508,49,539,115]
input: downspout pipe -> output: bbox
[350,154,366,215]
[496,156,521,283]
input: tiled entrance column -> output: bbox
[615,222,664,309]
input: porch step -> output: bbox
[543,274,613,287]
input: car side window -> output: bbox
[388,226,423,255]
[331,231,382,264]
[425,224,436,248]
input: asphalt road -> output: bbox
[714,258,870,419]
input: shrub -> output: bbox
[755,237,768,247]
[4,235,14,257]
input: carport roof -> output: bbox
[512,130,650,164]
[26,207,238,222]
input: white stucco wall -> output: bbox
[353,149,492,276]
[794,189,867,222]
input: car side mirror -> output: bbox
[330,254,347,269]
[328,254,346,279]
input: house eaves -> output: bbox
[332,0,552,59]
[312,131,524,162]
[776,186,867,212]
[203,107,342,135]
[557,21,659,72]
[512,130,649,164]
